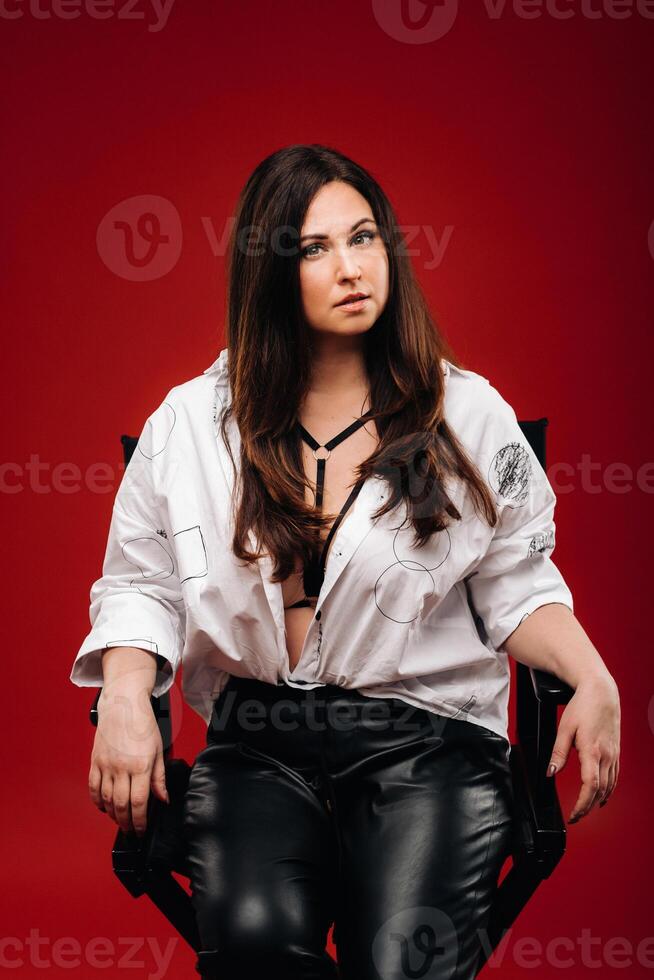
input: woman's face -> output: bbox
[298,181,389,338]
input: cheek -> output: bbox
[300,267,329,311]
[368,253,389,298]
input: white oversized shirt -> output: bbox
[70,348,574,742]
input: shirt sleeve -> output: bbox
[465,387,574,653]
[69,397,185,698]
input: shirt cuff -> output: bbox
[70,592,183,698]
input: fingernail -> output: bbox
[547,764,557,777]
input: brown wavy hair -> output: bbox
[218,144,499,581]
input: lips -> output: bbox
[336,293,369,306]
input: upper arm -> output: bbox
[464,385,574,652]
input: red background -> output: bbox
[3,1,652,976]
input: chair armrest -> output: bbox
[516,662,573,757]
[530,667,575,705]
[484,662,574,954]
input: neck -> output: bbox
[306,334,369,400]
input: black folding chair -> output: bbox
[88,418,574,973]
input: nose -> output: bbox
[334,246,362,281]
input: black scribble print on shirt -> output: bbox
[156,528,168,539]
[173,524,208,583]
[489,442,531,506]
[528,529,555,557]
[137,402,176,459]
[373,523,452,624]
[121,535,184,603]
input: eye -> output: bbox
[300,229,378,259]
[352,230,377,246]
[301,243,324,258]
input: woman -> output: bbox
[71,145,621,979]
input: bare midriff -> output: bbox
[282,405,379,673]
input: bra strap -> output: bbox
[296,410,374,510]
[296,410,374,597]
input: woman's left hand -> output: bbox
[547,672,621,824]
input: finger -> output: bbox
[569,747,601,823]
[599,762,613,806]
[600,760,617,807]
[150,750,169,804]
[548,723,575,776]
[100,770,116,824]
[587,755,611,815]
[112,771,133,835]
[131,772,151,838]
[89,763,104,811]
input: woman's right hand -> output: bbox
[88,683,169,837]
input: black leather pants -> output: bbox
[183,676,515,979]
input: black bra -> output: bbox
[285,410,374,609]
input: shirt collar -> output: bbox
[203,347,229,378]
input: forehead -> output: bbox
[302,181,374,231]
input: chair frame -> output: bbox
[88,417,574,973]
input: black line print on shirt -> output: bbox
[137,402,176,459]
[488,442,531,506]
[405,693,480,746]
[104,638,159,655]
[121,534,185,604]
[528,529,555,557]
[173,524,208,583]
[373,523,452,624]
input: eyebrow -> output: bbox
[299,217,377,244]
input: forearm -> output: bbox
[100,646,158,700]
[502,602,616,691]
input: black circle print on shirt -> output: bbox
[137,402,177,459]
[488,442,531,506]
[373,523,452,624]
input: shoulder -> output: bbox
[146,350,229,424]
[442,359,517,434]
[136,354,228,458]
